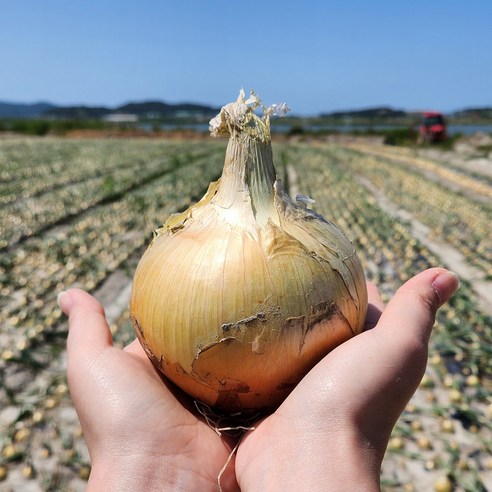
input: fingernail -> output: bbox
[57,291,68,311]
[432,271,460,305]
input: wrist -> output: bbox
[87,461,171,492]
[87,453,212,492]
[239,424,381,491]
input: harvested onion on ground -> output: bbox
[130,90,367,412]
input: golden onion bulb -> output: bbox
[130,90,367,412]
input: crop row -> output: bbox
[347,142,492,197]
[287,144,491,374]
[327,145,491,275]
[1,138,490,490]
[0,138,199,182]
[0,139,221,249]
[0,139,183,204]
[0,141,225,362]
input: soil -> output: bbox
[2,134,491,491]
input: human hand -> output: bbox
[60,268,459,491]
[234,268,460,491]
[58,289,239,492]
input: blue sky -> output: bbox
[1,1,491,115]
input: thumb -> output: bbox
[344,268,460,434]
[351,267,461,428]
[377,267,460,346]
[58,289,113,364]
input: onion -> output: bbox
[130,90,367,412]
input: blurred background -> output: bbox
[1,2,491,491]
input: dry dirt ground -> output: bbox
[1,134,491,491]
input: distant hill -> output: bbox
[1,100,491,122]
[320,106,408,119]
[450,107,492,120]
[117,101,219,118]
[0,101,56,118]
[0,100,220,120]
[43,106,111,119]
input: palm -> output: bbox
[107,341,240,490]
[233,331,392,490]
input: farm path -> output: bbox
[344,143,492,205]
[420,132,492,180]
[288,158,492,315]
[355,175,492,316]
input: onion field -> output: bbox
[1,135,491,491]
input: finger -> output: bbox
[364,282,385,331]
[58,289,113,362]
[360,268,459,420]
[334,269,457,424]
[376,267,459,346]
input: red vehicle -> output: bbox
[419,111,448,143]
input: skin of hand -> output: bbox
[59,267,459,492]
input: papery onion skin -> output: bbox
[130,90,367,413]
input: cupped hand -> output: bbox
[234,268,460,491]
[60,268,459,492]
[58,289,239,492]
